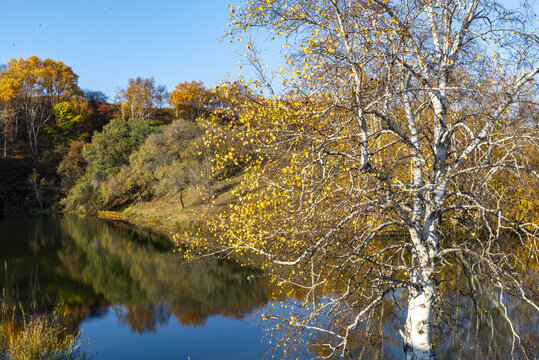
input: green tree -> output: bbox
[63,118,162,210]
[45,101,86,146]
[83,117,162,182]
[109,120,204,206]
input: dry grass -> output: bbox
[0,299,88,360]
[96,210,130,221]
[122,176,242,232]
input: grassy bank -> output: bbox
[88,173,240,240]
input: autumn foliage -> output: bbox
[0,56,81,154]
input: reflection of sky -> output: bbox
[2,216,537,359]
[81,304,269,360]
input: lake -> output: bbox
[0,215,537,359]
[0,215,276,360]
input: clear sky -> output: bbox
[1,0,535,100]
[0,0,258,100]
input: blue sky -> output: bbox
[0,0,535,100]
[0,0,267,99]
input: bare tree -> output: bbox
[194,0,539,359]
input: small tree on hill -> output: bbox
[116,77,167,121]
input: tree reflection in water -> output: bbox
[259,261,537,359]
[0,216,536,358]
[0,215,275,336]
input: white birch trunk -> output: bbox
[402,224,437,360]
[403,262,436,360]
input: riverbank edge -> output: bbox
[65,208,194,243]
[63,189,224,244]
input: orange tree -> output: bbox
[180,1,539,359]
[169,80,212,121]
[169,80,251,123]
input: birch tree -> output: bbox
[116,77,168,121]
[0,75,18,157]
[0,56,81,153]
[186,0,539,359]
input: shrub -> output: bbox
[62,117,162,210]
[0,300,88,360]
[109,120,205,205]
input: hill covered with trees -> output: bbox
[0,57,229,216]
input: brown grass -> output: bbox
[0,299,88,360]
[122,176,242,233]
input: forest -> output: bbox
[0,62,241,217]
[1,0,538,359]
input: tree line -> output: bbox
[0,56,248,212]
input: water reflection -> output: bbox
[0,216,537,359]
[265,265,538,359]
[0,215,273,337]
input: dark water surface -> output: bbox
[1,215,537,359]
[0,215,273,360]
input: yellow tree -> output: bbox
[168,80,211,121]
[0,73,18,157]
[0,56,81,153]
[116,77,167,121]
[168,80,248,123]
[45,101,88,146]
[188,0,539,359]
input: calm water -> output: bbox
[0,215,274,360]
[0,215,537,359]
